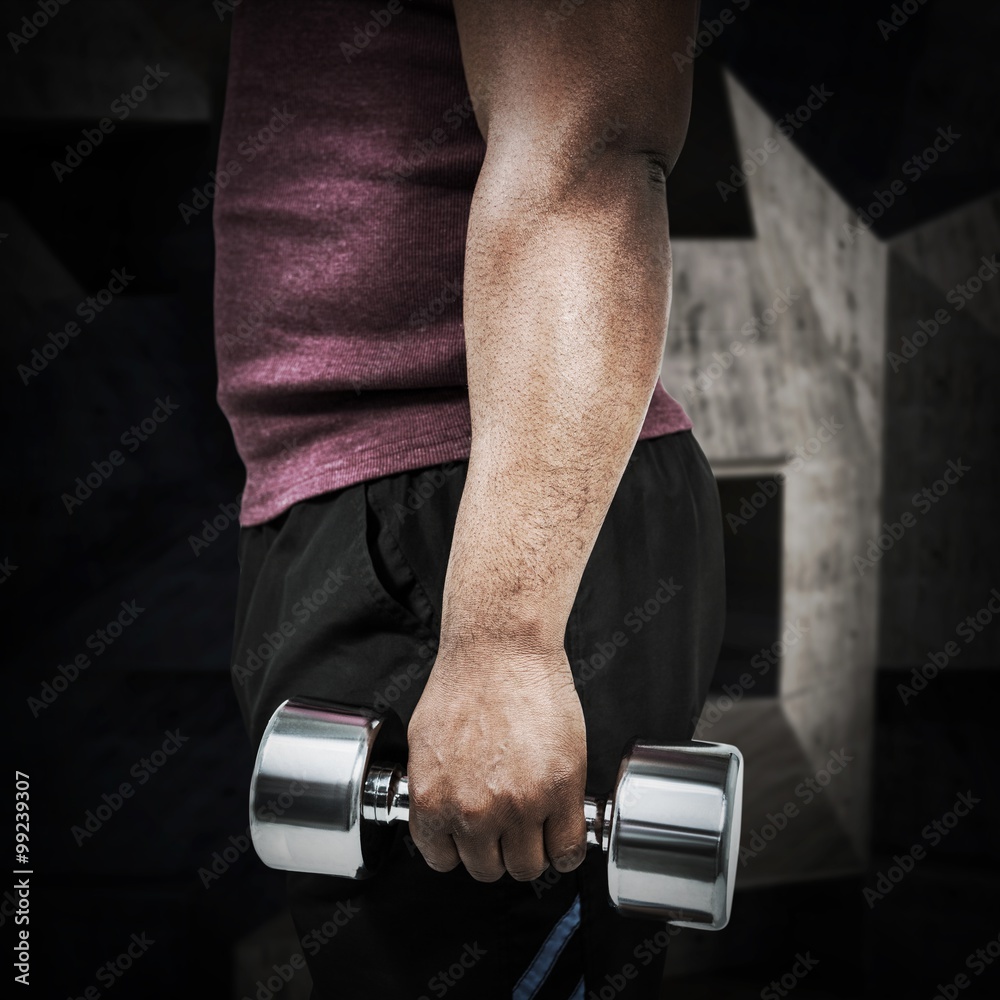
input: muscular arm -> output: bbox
[407,0,699,882]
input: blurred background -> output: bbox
[3,0,998,997]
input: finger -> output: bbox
[500,824,548,882]
[543,807,588,873]
[414,831,462,872]
[409,815,462,873]
[452,832,505,882]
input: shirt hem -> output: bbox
[238,417,693,527]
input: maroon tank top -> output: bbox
[212,0,691,526]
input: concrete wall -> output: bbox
[663,74,888,863]
[880,194,1000,669]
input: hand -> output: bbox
[406,643,588,883]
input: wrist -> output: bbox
[437,606,568,664]
[440,541,577,660]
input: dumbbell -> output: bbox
[250,698,743,930]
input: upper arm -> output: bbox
[452,0,700,185]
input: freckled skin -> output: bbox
[406,0,699,883]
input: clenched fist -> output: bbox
[406,644,588,883]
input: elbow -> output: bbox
[476,109,686,215]
[475,138,674,221]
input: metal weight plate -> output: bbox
[250,698,406,879]
[605,740,744,929]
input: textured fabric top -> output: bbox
[212,0,692,527]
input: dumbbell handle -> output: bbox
[362,764,613,851]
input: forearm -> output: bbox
[441,151,673,655]
[406,0,697,881]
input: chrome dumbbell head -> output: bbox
[250,698,405,879]
[250,698,743,929]
[605,741,743,929]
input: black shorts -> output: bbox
[231,428,725,999]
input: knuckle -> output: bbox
[408,806,442,839]
[466,866,504,883]
[496,789,545,828]
[409,778,437,819]
[508,865,546,882]
[407,788,455,836]
[407,829,433,858]
[550,843,586,872]
[423,854,459,873]
[549,767,581,793]
[452,800,491,835]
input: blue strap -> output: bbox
[512,894,582,1000]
